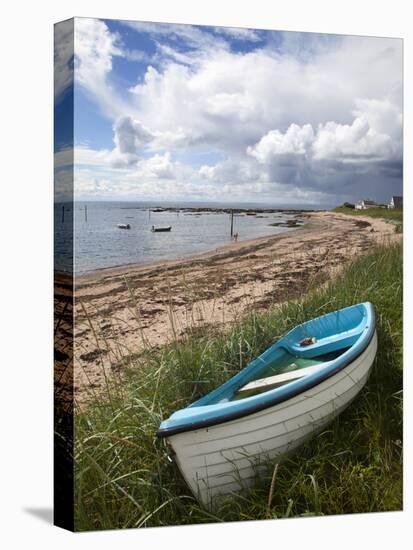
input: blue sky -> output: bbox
[54,18,403,205]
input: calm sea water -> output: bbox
[54,201,314,274]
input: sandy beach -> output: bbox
[54,211,400,404]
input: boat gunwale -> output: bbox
[157,303,376,438]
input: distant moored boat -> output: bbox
[151,225,172,232]
[117,223,131,229]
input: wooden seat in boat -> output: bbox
[237,362,328,393]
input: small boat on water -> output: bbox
[117,223,131,229]
[157,302,377,508]
[151,225,172,232]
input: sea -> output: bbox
[54,201,322,274]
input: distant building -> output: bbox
[388,196,403,209]
[355,199,378,210]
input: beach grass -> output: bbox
[74,239,402,530]
[333,206,403,232]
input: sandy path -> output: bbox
[54,211,399,404]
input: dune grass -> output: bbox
[333,206,403,232]
[74,240,402,530]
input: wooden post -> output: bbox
[230,209,234,238]
[62,205,64,224]
[85,204,88,222]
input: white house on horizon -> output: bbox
[388,196,403,209]
[355,199,378,210]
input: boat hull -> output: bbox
[165,330,377,508]
[151,226,171,232]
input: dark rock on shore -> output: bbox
[269,219,305,228]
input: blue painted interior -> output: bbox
[158,302,375,434]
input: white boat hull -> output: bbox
[166,331,378,508]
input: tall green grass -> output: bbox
[333,206,403,232]
[74,241,402,530]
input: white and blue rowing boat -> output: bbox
[157,302,377,508]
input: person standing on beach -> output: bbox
[234,232,239,242]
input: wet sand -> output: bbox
[56,211,400,404]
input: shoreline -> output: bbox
[72,208,310,281]
[55,211,400,404]
[75,222,309,284]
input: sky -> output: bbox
[54,18,403,206]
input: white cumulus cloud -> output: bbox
[248,124,315,162]
[114,116,153,154]
[247,98,401,166]
[74,18,129,118]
